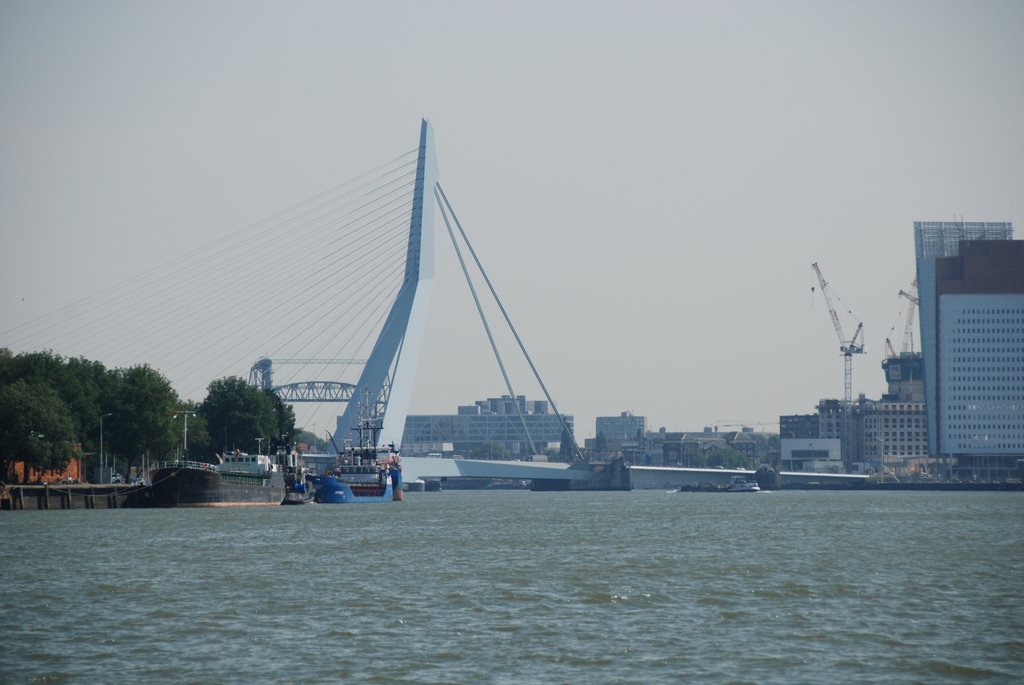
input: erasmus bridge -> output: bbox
[226,118,593,481]
[4,120,862,489]
[240,120,592,484]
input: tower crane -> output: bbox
[885,337,898,359]
[898,280,918,354]
[811,262,865,405]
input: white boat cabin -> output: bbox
[221,451,276,476]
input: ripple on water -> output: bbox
[2,491,1023,684]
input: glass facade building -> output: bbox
[914,222,1024,479]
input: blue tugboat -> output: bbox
[309,416,403,504]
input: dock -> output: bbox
[1,483,136,510]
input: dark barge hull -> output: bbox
[126,466,286,507]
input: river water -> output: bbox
[1,490,1022,684]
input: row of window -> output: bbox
[957,316,1024,321]
[950,440,1024,450]
[868,447,926,455]
[865,432,926,441]
[951,398,1024,404]
[947,348,1024,357]
[957,307,1024,317]
[948,332,1021,338]
[866,423,924,430]
[948,375,1024,380]
[875,407,924,413]
[945,421,1024,429]
[949,387,1024,393]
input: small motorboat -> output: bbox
[726,475,761,493]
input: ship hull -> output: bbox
[127,465,286,507]
[310,474,393,503]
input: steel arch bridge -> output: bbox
[249,357,362,402]
[271,381,356,403]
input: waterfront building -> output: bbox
[817,399,857,462]
[882,353,925,403]
[595,411,647,449]
[780,413,818,440]
[658,427,760,467]
[779,438,842,471]
[860,353,929,474]
[402,395,573,457]
[859,397,928,475]
[915,223,1024,480]
[783,369,928,475]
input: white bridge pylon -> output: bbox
[290,119,581,460]
[336,119,438,446]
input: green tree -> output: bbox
[0,349,116,462]
[199,377,281,456]
[61,356,115,452]
[706,446,748,469]
[107,365,179,476]
[269,390,297,450]
[683,443,707,467]
[294,429,328,453]
[594,431,608,450]
[0,380,78,482]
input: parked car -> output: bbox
[111,473,124,484]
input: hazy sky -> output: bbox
[2,0,1023,440]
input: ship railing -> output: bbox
[149,460,219,473]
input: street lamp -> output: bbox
[99,413,112,483]
[173,409,196,460]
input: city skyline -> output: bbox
[3,1,1023,439]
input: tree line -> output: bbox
[0,349,296,482]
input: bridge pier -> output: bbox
[531,459,631,491]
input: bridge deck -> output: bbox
[400,456,591,482]
[629,465,869,489]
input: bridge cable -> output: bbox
[29,162,415,395]
[1,149,418,346]
[434,185,538,456]
[436,183,585,462]
[59,168,418,361]
[175,229,410,398]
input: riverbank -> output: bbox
[1,483,137,510]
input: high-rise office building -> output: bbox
[914,221,1024,479]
